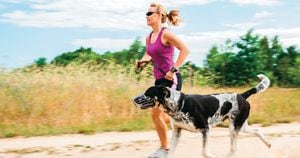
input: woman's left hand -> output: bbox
[165,71,174,81]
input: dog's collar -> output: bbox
[165,88,181,106]
[166,88,186,113]
[176,94,185,112]
[178,97,185,112]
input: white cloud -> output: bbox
[0,0,147,30]
[156,0,213,6]
[72,38,135,52]
[222,22,259,30]
[0,0,214,30]
[0,0,51,4]
[177,27,300,65]
[256,28,300,46]
[70,27,300,65]
[254,11,273,19]
[178,30,243,65]
[230,0,281,6]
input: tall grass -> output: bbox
[0,65,299,138]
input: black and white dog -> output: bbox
[134,74,271,158]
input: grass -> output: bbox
[0,65,299,138]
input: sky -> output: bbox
[0,0,300,69]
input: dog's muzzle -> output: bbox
[131,94,155,109]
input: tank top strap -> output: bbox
[149,31,153,42]
[157,27,166,39]
[148,27,166,44]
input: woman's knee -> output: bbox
[150,107,164,118]
[151,108,170,123]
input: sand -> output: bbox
[0,122,299,158]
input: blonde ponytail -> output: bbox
[167,10,182,26]
[150,3,182,26]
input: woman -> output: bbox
[137,3,189,158]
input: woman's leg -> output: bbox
[151,107,170,149]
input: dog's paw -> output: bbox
[203,152,216,158]
[226,152,234,158]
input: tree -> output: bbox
[257,36,271,71]
[274,45,300,86]
[128,38,146,60]
[205,45,234,85]
[203,29,300,87]
[180,61,200,86]
[51,47,101,66]
[50,39,146,68]
[35,57,47,68]
[220,30,261,85]
[287,56,300,85]
[109,38,146,66]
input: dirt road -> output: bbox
[0,123,299,158]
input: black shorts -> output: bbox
[154,73,182,91]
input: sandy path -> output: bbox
[0,123,299,158]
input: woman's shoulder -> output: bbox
[162,27,175,39]
[162,27,172,33]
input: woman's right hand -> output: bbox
[134,60,140,68]
[135,60,150,68]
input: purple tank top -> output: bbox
[146,28,175,79]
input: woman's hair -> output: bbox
[150,3,182,26]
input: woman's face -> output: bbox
[146,7,161,26]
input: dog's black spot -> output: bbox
[234,94,250,130]
[181,95,220,129]
[144,86,165,103]
[241,87,257,99]
[184,95,220,117]
[220,101,232,116]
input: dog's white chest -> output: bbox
[173,120,199,132]
[171,112,200,133]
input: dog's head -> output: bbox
[144,85,181,112]
[144,85,170,103]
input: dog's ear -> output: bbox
[161,86,170,98]
[144,86,157,98]
[144,86,170,103]
[155,85,170,98]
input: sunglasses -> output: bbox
[146,11,158,17]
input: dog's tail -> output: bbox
[241,74,270,99]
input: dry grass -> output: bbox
[0,65,299,137]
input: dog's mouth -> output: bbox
[131,94,155,109]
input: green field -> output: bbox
[0,66,299,138]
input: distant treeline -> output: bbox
[33,29,300,87]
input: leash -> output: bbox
[153,61,166,75]
[135,60,166,75]
[135,60,150,74]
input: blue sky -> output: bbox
[0,0,300,68]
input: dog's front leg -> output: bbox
[227,122,239,157]
[168,121,182,158]
[202,128,216,158]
